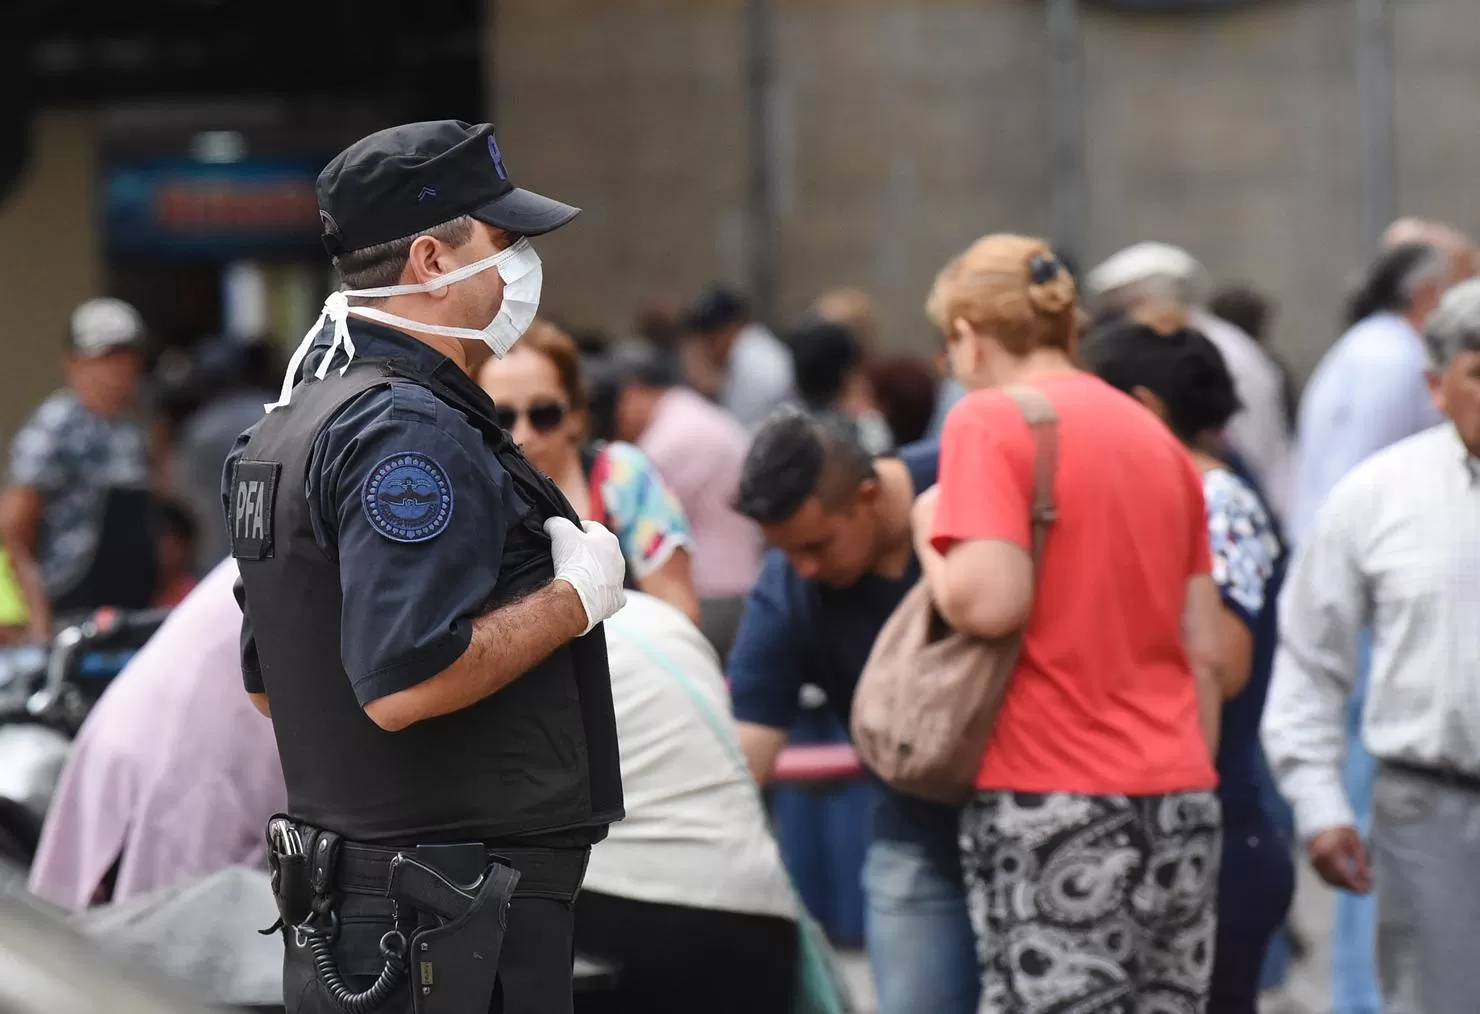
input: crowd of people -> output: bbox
[4,203,1478,1014]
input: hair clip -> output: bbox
[1028,254,1060,285]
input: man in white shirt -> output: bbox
[1286,223,1474,1014]
[1262,278,1480,1014]
[1085,242,1296,521]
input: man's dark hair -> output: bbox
[332,216,476,292]
[684,287,751,335]
[734,409,877,525]
[1209,284,1273,344]
[1344,242,1447,328]
[787,318,862,411]
[1080,319,1242,445]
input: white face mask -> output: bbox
[267,238,543,410]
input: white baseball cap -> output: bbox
[69,298,146,357]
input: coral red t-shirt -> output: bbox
[931,373,1218,796]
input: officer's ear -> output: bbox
[404,234,456,297]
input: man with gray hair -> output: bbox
[1085,242,1295,520]
[1288,225,1475,1014]
[1262,277,1480,1014]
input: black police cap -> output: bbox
[316,120,580,257]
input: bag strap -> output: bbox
[999,385,1059,573]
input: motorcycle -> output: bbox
[0,608,170,866]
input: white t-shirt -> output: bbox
[584,592,798,921]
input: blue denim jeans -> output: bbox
[861,839,980,1014]
[1333,631,1381,1014]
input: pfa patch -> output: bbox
[362,452,454,543]
[230,460,280,560]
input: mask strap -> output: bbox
[339,238,530,301]
[264,238,534,410]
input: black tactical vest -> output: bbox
[232,356,623,844]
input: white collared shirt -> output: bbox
[1263,423,1480,839]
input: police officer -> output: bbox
[224,121,627,1014]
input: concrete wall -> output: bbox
[491,0,1480,381]
[0,112,102,446]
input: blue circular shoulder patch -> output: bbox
[362,452,454,543]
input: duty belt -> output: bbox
[265,816,587,1014]
[336,843,587,904]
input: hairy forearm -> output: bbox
[365,580,588,731]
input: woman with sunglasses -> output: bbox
[479,321,702,624]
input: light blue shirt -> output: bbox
[1290,312,1442,544]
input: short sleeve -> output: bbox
[312,386,525,705]
[8,400,71,490]
[594,442,691,580]
[1204,470,1280,626]
[727,552,810,730]
[930,394,1035,554]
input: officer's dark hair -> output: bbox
[333,215,477,293]
[684,287,751,336]
[1081,318,1242,445]
[1344,241,1447,328]
[734,408,877,525]
[787,317,863,411]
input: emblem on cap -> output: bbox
[488,133,508,181]
[362,452,454,543]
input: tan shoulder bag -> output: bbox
[849,386,1059,806]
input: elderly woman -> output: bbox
[478,321,701,624]
[916,234,1225,1011]
[1083,317,1295,1013]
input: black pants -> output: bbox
[285,888,576,1014]
[573,890,798,1014]
[1209,807,1295,1014]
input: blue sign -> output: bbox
[103,159,326,257]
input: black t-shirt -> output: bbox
[727,440,961,873]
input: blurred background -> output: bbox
[5,0,1474,445]
[1,4,1476,1009]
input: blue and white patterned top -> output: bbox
[1205,467,1281,623]
[1204,465,1287,822]
[7,390,149,598]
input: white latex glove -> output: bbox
[544,517,627,635]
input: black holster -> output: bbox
[266,818,523,1014]
[390,855,520,1014]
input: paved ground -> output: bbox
[834,861,1338,1014]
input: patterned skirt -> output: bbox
[959,790,1222,1014]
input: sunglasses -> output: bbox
[495,401,568,433]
